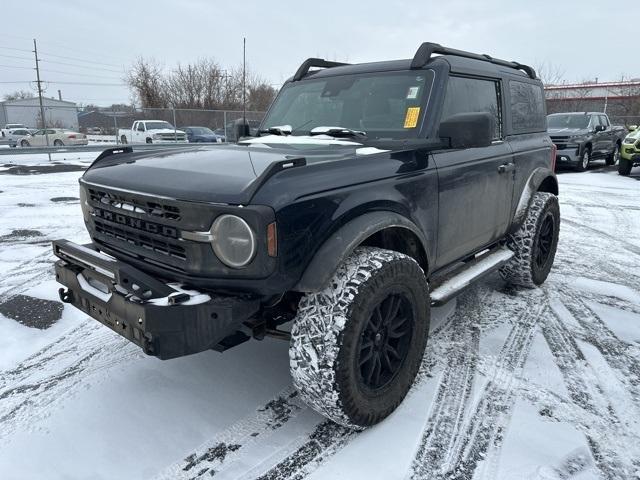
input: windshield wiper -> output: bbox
[258,125,292,136]
[309,126,366,138]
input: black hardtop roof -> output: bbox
[291,42,537,83]
[305,56,532,80]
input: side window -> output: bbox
[441,76,502,139]
[508,80,545,133]
[588,115,598,129]
[137,123,145,132]
[600,115,609,128]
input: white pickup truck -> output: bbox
[118,120,188,144]
[1,123,27,139]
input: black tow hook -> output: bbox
[58,288,74,304]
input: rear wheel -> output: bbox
[289,247,430,428]
[606,143,620,166]
[618,157,633,176]
[120,135,128,144]
[53,139,64,146]
[500,192,560,288]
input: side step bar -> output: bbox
[429,247,514,306]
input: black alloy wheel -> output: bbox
[358,293,414,391]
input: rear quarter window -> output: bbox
[509,80,546,133]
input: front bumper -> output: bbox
[53,239,260,360]
[621,144,640,161]
[554,147,580,164]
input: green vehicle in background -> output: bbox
[620,126,640,175]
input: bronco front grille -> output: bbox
[88,188,181,221]
[94,219,186,260]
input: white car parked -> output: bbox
[18,128,88,147]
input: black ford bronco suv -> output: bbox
[53,42,559,429]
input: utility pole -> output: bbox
[33,38,51,159]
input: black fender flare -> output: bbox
[294,211,429,293]
[510,167,558,231]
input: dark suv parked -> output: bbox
[53,42,559,429]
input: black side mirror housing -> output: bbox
[594,124,605,132]
[439,112,495,149]
[235,119,252,140]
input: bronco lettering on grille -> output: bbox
[92,208,179,239]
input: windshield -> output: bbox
[145,121,174,130]
[547,114,590,129]
[261,70,434,140]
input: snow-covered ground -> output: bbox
[0,158,639,480]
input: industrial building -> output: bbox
[0,97,79,130]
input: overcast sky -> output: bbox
[0,0,632,106]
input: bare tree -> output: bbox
[126,58,276,112]
[3,90,35,101]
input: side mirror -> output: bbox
[594,125,605,132]
[439,112,495,149]
[235,120,252,140]
[628,125,637,132]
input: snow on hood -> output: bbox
[239,135,389,155]
[147,128,186,134]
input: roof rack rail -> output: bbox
[410,42,537,79]
[292,58,349,81]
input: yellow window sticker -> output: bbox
[404,107,420,128]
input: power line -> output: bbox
[0,46,33,54]
[40,68,123,80]
[40,58,123,74]
[39,51,122,69]
[0,52,33,62]
[0,64,33,70]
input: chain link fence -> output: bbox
[1,103,266,146]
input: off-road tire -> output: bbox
[618,158,633,176]
[606,143,620,166]
[500,192,560,288]
[575,147,591,171]
[289,247,430,429]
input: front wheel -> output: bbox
[20,139,30,147]
[618,157,633,176]
[500,192,560,288]
[289,247,430,429]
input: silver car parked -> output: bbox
[19,128,88,147]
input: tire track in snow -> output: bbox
[541,307,639,479]
[561,218,640,256]
[442,290,545,480]
[155,290,464,480]
[0,321,139,442]
[409,291,483,480]
[554,289,640,401]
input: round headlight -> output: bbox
[211,214,256,268]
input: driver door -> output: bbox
[432,75,515,268]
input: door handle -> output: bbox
[498,162,515,174]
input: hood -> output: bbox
[81,142,382,205]
[547,127,588,135]
[149,128,186,134]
